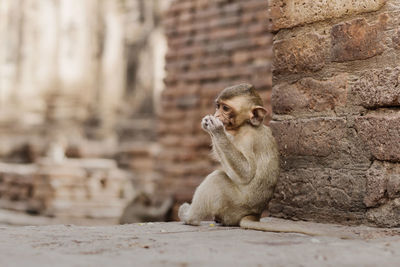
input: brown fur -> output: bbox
[216,83,263,107]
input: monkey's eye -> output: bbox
[216,103,220,109]
[222,105,230,112]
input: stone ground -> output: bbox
[1,218,400,267]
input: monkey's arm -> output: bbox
[203,115,256,184]
[212,132,256,184]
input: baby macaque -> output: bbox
[178,83,324,236]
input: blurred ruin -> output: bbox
[0,0,172,225]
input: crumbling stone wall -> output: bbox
[269,0,400,227]
[160,0,273,214]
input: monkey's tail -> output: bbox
[240,216,322,237]
[239,216,357,239]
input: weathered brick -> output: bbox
[209,27,238,40]
[364,161,400,208]
[366,198,400,227]
[242,0,267,11]
[176,95,199,109]
[269,0,387,31]
[272,74,348,115]
[271,118,347,158]
[269,0,400,227]
[331,15,388,62]
[269,168,367,223]
[271,117,371,170]
[392,29,400,49]
[352,67,400,108]
[167,1,194,14]
[232,51,251,64]
[273,33,327,74]
[355,110,400,162]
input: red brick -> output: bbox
[366,199,400,227]
[273,33,328,74]
[355,110,400,162]
[269,167,367,223]
[352,67,400,108]
[242,0,267,11]
[272,74,348,115]
[364,161,400,208]
[268,0,386,32]
[270,118,347,158]
[393,29,400,49]
[331,15,388,62]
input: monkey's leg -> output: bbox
[179,170,236,225]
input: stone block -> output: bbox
[273,33,327,74]
[331,15,388,62]
[366,198,400,227]
[269,0,386,31]
[352,67,400,108]
[355,110,400,162]
[271,117,372,170]
[269,168,367,223]
[364,161,400,208]
[272,74,348,115]
[271,118,347,158]
[393,29,400,49]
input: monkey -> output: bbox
[178,83,343,237]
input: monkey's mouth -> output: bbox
[219,119,230,127]
[224,121,236,130]
[216,115,234,129]
[216,117,228,126]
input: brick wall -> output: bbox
[269,0,400,227]
[159,0,273,215]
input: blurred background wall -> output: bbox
[0,0,172,225]
[0,0,169,149]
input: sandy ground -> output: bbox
[1,217,400,267]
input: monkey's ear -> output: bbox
[250,106,267,126]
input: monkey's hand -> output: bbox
[201,115,224,134]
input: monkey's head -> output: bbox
[215,83,267,131]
